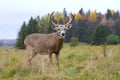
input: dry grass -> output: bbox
[0,44,120,80]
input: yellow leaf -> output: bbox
[75,13,82,20]
[89,11,97,22]
[110,10,115,16]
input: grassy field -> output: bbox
[0,44,120,80]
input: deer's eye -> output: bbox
[57,29,60,31]
[64,28,66,30]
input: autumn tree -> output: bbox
[54,12,64,24]
[74,13,82,20]
[110,10,115,16]
[39,14,53,33]
[89,10,97,22]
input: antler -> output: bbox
[50,12,56,25]
[50,12,73,25]
[66,13,74,25]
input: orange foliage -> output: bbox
[81,15,89,21]
[100,15,108,25]
[75,13,89,21]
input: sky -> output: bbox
[0,0,120,39]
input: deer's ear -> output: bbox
[66,24,72,30]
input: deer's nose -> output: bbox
[61,33,65,36]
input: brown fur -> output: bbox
[24,12,73,69]
[24,32,64,68]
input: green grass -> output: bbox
[0,44,120,80]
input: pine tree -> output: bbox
[79,8,84,15]
[63,8,67,17]
[106,9,112,19]
[113,10,120,19]
[113,18,120,38]
[15,22,28,49]
[92,24,107,45]
[16,17,40,49]
[27,17,40,34]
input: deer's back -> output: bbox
[24,33,62,53]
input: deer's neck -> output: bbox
[55,32,64,45]
[55,32,65,40]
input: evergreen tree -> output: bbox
[27,17,40,34]
[63,8,67,17]
[65,26,73,42]
[15,22,28,49]
[16,17,40,49]
[79,8,84,15]
[113,11,120,19]
[106,9,112,19]
[92,24,107,45]
[113,18,120,38]
[77,19,90,42]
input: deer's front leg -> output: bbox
[49,53,52,65]
[55,53,59,70]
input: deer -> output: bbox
[24,12,74,69]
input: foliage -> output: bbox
[75,13,82,20]
[113,11,120,19]
[63,8,67,17]
[107,33,120,44]
[53,12,64,24]
[77,20,91,43]
[79,8,84,15]
[113,18,120,38]
[110,10,115,16]
[106,9,112,19]
[27,17,40,34]
[16,8,120,46]
[92,24,107,45]
[16,17,40,49]
[70,37,79,47]
[89,11,97,22]
[15,22,28,49]
[39,14,53,33]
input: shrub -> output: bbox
[106,34,119,44]
[70,37,79,47]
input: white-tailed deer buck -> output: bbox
[24,12,73,69]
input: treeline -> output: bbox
[16,8,120,49]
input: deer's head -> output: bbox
[50,12,74,39]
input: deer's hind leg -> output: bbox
[25,46,37,66]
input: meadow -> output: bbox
[0,44,120,80]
